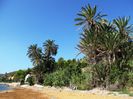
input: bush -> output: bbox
[52,71,69,87]
[14,70,27,82]
[20,79,25,85]
[44,70,70,87]
[44,62,91,90]
[44,74,54,86]
[27,76,35,86]
[71,71,92,90]
[127,72,133,87]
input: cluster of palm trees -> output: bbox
[27,40,58,84]
[75,4,133,88]
[26,4,133,89]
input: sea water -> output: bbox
[0,84,11,91]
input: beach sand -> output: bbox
[0,85,133,99]
[42,87,133,99]
[0,88,49,99]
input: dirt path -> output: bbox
[0,88,49,99]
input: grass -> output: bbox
[118,88,133,97]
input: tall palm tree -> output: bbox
[43,40,58,57]
[76,4,133,88]
[27,44,42,66]
[77,29,96,63]
[27,40,58,83]
[113,17,133,69]
[27,44,43,84]
[43,40,58,72]
[75,4,107,64]
[75,4,106,29]
[98,23,121,63]
[113,17,133,37]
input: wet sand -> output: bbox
[0,88,49,99]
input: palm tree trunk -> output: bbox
[112,52,116,63]
[107,52,112,65]
[106,52,112,88]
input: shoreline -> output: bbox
[0,83,133,99]
[0,83,15,92]
[0,82,20,89]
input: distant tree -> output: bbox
[27,39,58,84]
[14,70,26,82]
[56,57,66,70]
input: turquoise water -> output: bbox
[0,84,11,91]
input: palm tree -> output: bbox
[27,40,58,83]
[27,44,43,83]
[43,40,58,57]
[77,29,96,63]
[27,44,42,66]
[76,4,133,88]
[98,23,121,63]
[113,17,133,37]
[43,40,58,72]
[75,4,107,64]
[113,17,133,70]
[75,4,106,29]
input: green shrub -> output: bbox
[27,76,35,86]
[71,72,91,90]
[14,70,27,82]
[44,70,70,87]
[44,74,54,86]
[44,60,90,89]
[127,72,133,87]
[52,71,69,87]
[20,79,25,85]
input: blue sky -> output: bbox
[0,0,133,73]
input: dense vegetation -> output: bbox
[44,58,89,89]
[1,4,133,91]
[75,4,133,89]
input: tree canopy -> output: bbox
[76,4,133,89]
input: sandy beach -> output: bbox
[42,87,133,99]
[0,1,133,99]
[0,88,49,99]
[0,83,132,99]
